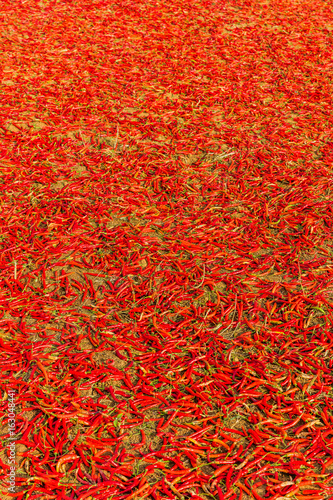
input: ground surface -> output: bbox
[0,0,333,499]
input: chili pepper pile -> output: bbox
[1,0,333,499]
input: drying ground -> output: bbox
[1,0,333,499]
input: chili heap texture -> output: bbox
[0,0,333,499]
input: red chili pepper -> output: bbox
[68,429,80,451]
[216,485,225,500]
[56,453,79,473]
[76,448,89,467]
[35,360,49,385]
